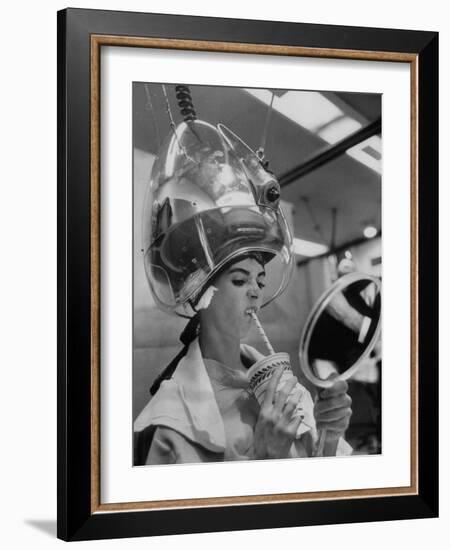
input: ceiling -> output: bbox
[133,83,381,256]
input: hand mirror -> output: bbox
[299,272,382,389]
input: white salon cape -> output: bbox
[134,338,352,464]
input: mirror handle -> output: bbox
[314,428,327,457]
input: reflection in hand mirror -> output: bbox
[299,272,381,388]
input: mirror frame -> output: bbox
[299,272,382,388]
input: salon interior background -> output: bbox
[133,84,382,447]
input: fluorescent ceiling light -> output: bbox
[293,238,329,257]
[318,117,363,144]
[347,135,382,174]
[245,88,381,175]
[245,89,343,132]
[363,226,378,238]
[276,91,343,131]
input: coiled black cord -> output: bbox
[175,84,197,122]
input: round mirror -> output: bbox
[299,272,381,388]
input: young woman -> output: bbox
[135,254,352,464]
[134,115,352,464]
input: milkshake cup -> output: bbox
[247,352,292,403]
[246,311,307,438]
[247,352,305,437]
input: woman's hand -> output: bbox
[314,376,352,455]
[252,368,304,459]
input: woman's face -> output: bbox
[201,257,266,339]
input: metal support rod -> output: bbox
[279,117,382,187]
[330,207,338,250]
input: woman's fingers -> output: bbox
[315,393,352,414]
[314,376,352,436]
[315,407,352,423]
[256,371,305,456]
[291,411,306,432]
[281,396,299,420]
[315,394,352,434]
[279,408,304,437]
[316,413,351,433]
[273,376,298,413]
[319,379,349,399]
[262,367,284,409]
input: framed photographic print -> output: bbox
[57,8,438,541]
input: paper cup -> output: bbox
[247,352,306,437]
[247,352,291,402]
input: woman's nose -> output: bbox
[247,281,260,299]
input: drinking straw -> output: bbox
[250,311,275,355]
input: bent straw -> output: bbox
[250,311,275,355]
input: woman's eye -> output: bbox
[257,282,266,289]
[232,280,246,287]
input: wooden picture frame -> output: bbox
[57,8,438,541]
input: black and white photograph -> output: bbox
[132,83,382,466]
[0,0,444,545]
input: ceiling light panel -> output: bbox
[293,237,329,257]
[318,117,363,144]
[245,88,343,131]
[245,88,381,175]
[347,135,382,174]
